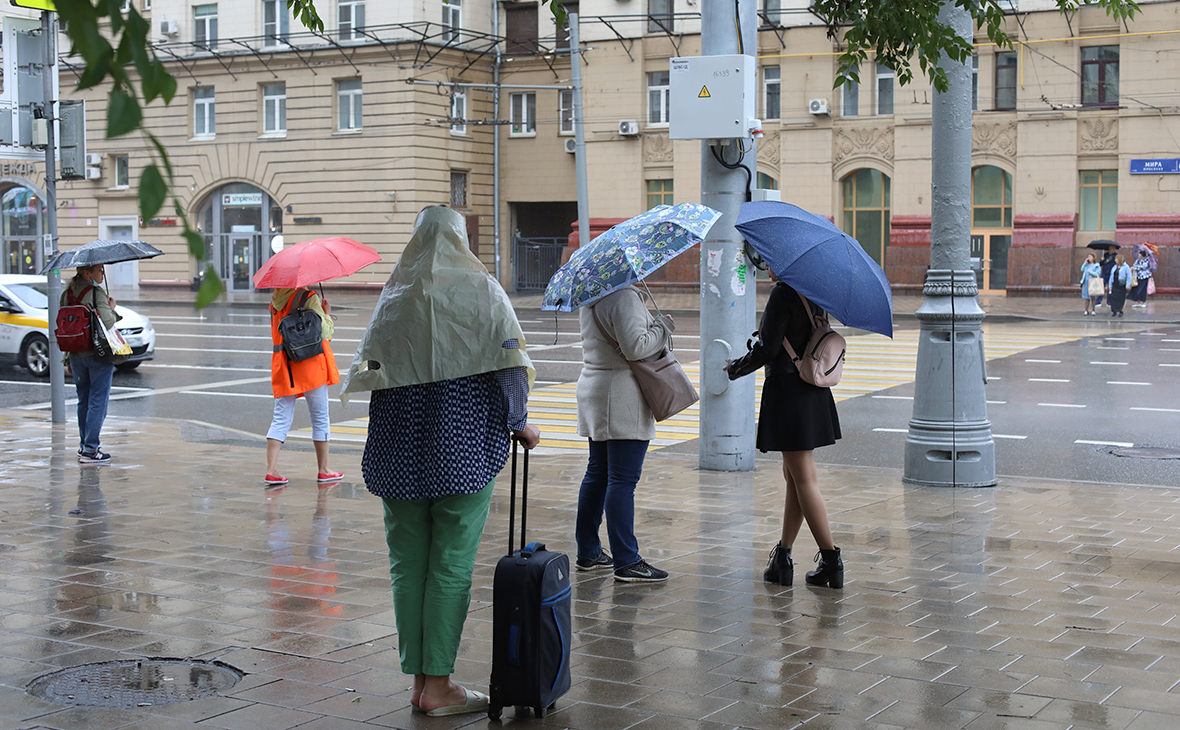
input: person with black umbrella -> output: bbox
[62,264,119,463]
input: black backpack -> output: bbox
[274,290,324,387]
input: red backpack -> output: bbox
[55,285,96,353]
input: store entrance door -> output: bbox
[970,231,1011,295]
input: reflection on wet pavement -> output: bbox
[2,408,1180,728]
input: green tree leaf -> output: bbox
[138,164,166,221]
[196,264,225,308]
[184,229,207,260]
[106,86,142,138]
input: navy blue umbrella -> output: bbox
[736,200,894,337]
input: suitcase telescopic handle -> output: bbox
[508,436,529,556]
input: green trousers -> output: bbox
[382,479,494,676]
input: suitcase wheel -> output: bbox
[488,705,502,721]
[534,706,545,718]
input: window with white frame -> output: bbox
[339,0,365,41]
[559,90,575,134]
[263,0,289,45]
[442,0,462,44]
[762,0,781,26]
[875,61,894,115]
[120,0,132,12]
[842,70,859,117]
[143,0,151,9]
[114,156,130,188]
[193,87,215,137]
[648,0,672,33]
[337,78,362,131]
[763,65,780,120]
[647,70,670,125]
[263,83,286,134]
[450,171,468,208]
[510,92,536,136]
[194,4,218,50]
[451,89,466,135]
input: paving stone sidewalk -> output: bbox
[2,409,1180,729]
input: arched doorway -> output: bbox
[841,168,891,266]
[969,165,1013,295]
[194,182,283,291]
[2,184,47,275]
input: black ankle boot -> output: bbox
[763,544,793,586]
[805,547,844,589]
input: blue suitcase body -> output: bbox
[488,442,572,720]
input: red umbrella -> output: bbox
[252,237,381,289]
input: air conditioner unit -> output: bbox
[618,120,640,136]
[564,138,577,154]
[84,153,103,167]
[160,19,179,37]
[84,167,103,181]
[809,98,830,115]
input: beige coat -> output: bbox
[576,286,675,441]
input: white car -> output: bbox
[0,274,156,377]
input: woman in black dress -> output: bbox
[725,273,843,589]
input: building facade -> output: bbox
[52,0,1180,297]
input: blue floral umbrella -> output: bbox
[542,203,722,311]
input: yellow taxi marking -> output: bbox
[0,313,49,329]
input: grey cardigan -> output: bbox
[576,286,675,441]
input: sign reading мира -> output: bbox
[1130,159,1180,175]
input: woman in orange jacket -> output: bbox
[265,287,341,486]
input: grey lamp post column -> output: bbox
[698,0,758,471]
[903,2,996,487]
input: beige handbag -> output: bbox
[591,305,698,422]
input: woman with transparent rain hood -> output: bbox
[340,205,540,716]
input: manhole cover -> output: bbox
[1111,447,1180,460]
[27,658,242,708]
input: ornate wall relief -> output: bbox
[644,133,674,163]
[833,125,894,167]
[972,121,1017,161]
[1080,117,1118,153]
[757,131,780,167]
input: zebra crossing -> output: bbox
[300,324,1106,454]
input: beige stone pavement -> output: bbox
[2,397,1180,729]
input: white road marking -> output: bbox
[17,376,272,410]
[1076,439,1134,447]
[140,363,269,373]
[1162,339,1180,343]
[1038,403,1086,408]
[872,395,913,400]
[1104,337,1136,341]
[986,400,1007,404]
[1089,361,1128,365]
[178,391,272,399]
[1131,407,1180,413]
[993,434,1028,440]
[1097,346,1130,350]
[1025,359,1061,363]
[1107,381,1150,386]
[1160,364,1180,368]
[873,428,908,433]
[1029,378,1070,383]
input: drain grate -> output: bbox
[27,658,242,708]
[1111,447,1180,460]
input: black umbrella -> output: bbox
[1086,239,1120,251]
[40,239,165,274]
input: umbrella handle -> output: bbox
[639,279,664,318]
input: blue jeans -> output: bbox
[576,439,649,569]
[72,355,114,455]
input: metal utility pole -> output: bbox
[42,10,65,424]
[570,13,589,249]
[698,0,757,471]
[903,2,996,487]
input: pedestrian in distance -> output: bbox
[1130,250,1152,307]
[340,205,540,717]
[1108,254,1132,318]
[1098,249,1118,308]
[63,264,118,464]
[264,286,342,485]
[1080,253,1103,316]
[724,272,844,589]
[575,284,675,583]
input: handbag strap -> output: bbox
[591,304,631,362]
[782,290,820,363]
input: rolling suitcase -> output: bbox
[488,439,572,720]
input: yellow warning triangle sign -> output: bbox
[699,86,711,98]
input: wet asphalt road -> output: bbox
[2,301,1176,487]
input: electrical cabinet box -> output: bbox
[668,54,757,141]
